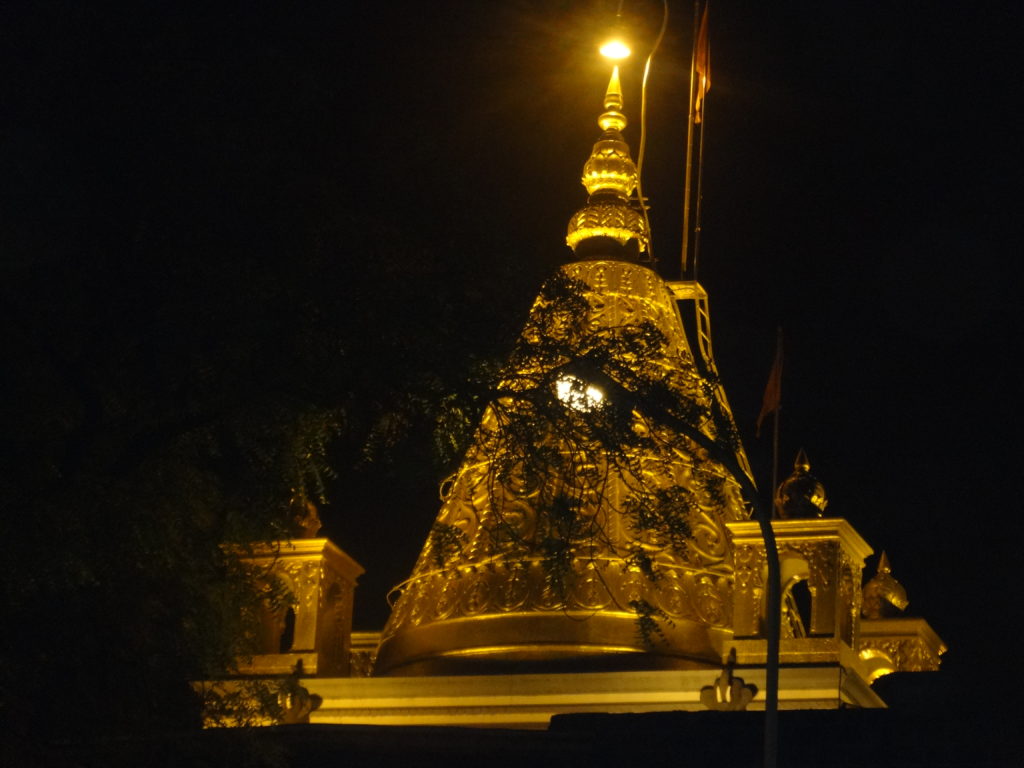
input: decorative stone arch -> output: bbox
[257,571,298,655]
[777,552,812,639]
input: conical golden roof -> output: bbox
[374,261,750,675]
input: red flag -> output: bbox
[756,331,782,437]
[694,3,711,124]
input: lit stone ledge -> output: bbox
[729,636,862,667]
[305,666,884,729]
[236,652,322,677]
[858,617,946,682]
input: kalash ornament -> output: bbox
[373,66,754,676]
[774,449,828,519]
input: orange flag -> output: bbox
[694,3,711,124]
[756,330,783,437]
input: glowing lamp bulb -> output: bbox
[555,374,605,412]
[599,38,631,60]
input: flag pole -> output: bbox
[692,72,707,281]
[754,323,783,768]
[762,325,784,768]
[770,326,782,506]
[680,1,700,278]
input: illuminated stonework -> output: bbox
[726,520,944,685]
[859,618,947,681]
[727,519,871,656]
[857,554,943,682]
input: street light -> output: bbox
[555,374,605,412]
[599,37,631,60]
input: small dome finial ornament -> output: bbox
[566,66,649,259]
[861,551,909,619]
[774,448,828,519]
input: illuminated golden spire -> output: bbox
[373,59,753,680]
[566,66,649,256]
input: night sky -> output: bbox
[4,0,1020,719]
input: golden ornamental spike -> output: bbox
[567,66,648,256]
[598,65,626,131]
[878,550,892,574]
[793,447,811,474]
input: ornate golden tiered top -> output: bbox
[775,449,828,519]
[566,67,649,256]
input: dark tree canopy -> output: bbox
[0,3,544,741]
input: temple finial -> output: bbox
[794,447,811,473]
[775,448,828,519]
[566,67,649,258]
[878,551,892,574]
[599,66,626,131]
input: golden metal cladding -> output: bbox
[376,563,734,676]
[581,138,637,199]
[566,202,649,252]
[566,65,648,254]
[375,260,751,676]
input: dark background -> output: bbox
[3,0,1020,725]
